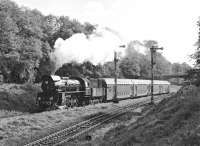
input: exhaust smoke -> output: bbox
[52,26,126,70]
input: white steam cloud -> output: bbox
[52,27,126,69]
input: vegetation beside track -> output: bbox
[0,83,40,113]
[0,102,120,146]
[0,85,180,146]
[75,85,200,146]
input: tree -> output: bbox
[55,62,82,77]
[0,0,96,83]
[83,22,96,36]
[0,12,19,54]
[101,62,115,78]
[143,40,158,48]
[139,55,151,78]
[154,52,172,77]
[119,57,140,78]
[192,18,200,67]
[0,52,20,82]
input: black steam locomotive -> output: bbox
[36,75,170,109]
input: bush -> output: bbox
[0,83,41,112]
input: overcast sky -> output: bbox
[12,0,200,65]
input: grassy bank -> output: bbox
[97,85,200,146]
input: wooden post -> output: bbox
[150,48,155,104]
[113,51,118,103]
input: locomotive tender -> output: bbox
[36,75,170,109]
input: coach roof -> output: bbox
[102,78,133,85]
[102,78,170,85]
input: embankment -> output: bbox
[100,85,200,146]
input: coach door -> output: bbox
[131,84,135,97]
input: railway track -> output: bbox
[24,95,168,146]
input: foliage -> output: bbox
[185,69,200,86]
[185,18,200,85]
[54,40,191,81]
[0,83,40,112]
[0,0,191,83]
[192,18,200,67]
[0,0,95,83]
[55,61,104,78]
[119,57,140,78]
[55,62,82,77]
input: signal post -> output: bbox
[113,45,126,103]
[113,51,118,103]
[150,45,163,104]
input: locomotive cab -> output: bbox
[88,78,107,103]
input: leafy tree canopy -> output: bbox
[0,0,95,83]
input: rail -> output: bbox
[24,94,169,146]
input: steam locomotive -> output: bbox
[36,75,170,109]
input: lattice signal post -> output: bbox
[150,46,163,104]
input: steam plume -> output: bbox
[52,26,125,70]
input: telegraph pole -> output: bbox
[150,45,163,104]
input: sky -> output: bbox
[12,0,200,66]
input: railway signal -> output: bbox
[113,51,118,103]
[113,45,126,103]
[150,45,163,104]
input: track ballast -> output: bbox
[25,95,168,146]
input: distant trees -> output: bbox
[119,40,171,79]
[185,18,200,85]
[55,61,103,78]
[54,40,191,82]
[119,57,140,78]
[192,17,200,68]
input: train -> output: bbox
[36,75,170,109]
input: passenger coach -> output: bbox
[101,78,170,101]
